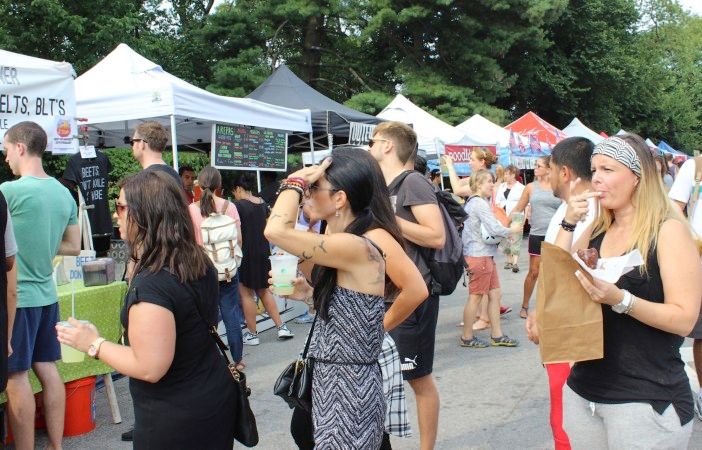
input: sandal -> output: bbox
[460,336,489,348]
[235,362,246,371]
[519,307,529,319]
[491,335,519,347]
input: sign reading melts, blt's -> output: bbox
[0,50,78,154]
[211,123,288,172]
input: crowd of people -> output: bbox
[0,118,699,450]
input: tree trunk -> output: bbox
[300,14,323,87]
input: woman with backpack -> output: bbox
[188,166,245,370]
[460,169,522,348]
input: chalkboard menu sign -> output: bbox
[211,123,288,171]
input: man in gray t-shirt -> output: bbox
[370,121,444,450]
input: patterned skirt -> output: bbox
[312,361,385,449]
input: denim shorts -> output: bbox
[8,303,61,373]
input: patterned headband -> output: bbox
[592,137,641,176]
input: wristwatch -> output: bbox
[87,337,107,359]
[611,290,634,314]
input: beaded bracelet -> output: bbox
[277,183,304,199]
[560,219,576,232]
[285,177,308,190]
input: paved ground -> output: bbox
[29,245,702,449]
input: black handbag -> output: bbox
[273,314,316,411]
[189,283,259,447]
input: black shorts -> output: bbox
[389,294,439,381]
[528,234,546,256]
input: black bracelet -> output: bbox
[560,219,576,232]
[276,183,304,200]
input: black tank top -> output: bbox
[567,233,693,425]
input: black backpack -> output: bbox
[394,171,465,296]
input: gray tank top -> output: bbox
[529,182,561,236]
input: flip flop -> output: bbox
[472,319,490,331]
[519,307,529,319]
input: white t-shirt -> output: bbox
[544,197,597,245]
[668,158,702,237]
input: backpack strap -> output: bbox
[220,200,230,215]
[689,157,702,218]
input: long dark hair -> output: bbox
[312,147,403,320]
[198,166,222,217]
[123,170,211,283]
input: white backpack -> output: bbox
[200,201,243,282]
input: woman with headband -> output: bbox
[554,134,702,449]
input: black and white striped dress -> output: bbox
[309,285,386,449]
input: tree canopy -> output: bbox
[1,0,700,152]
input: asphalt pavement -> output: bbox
[30,244,702,449]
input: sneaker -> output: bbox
[460,336,489,348]
[694,394,702,421]
[491,335,519,347]
[512,265,520,273]
[294,311,316,324]
[277,324,295,340]
[504,263,513,270]
[500,306,512,316]
[242,331,260,346]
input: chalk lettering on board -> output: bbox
[211,123,288,172]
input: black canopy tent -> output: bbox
[247,64,382,159]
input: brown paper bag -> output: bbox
[536,242,603,364]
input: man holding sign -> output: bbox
[1,121,80,450]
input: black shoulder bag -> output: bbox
[273,314,316,411]
[188,283,259,447]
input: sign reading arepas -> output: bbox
[211,123,288,172]
[0,50,78,154]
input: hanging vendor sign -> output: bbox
[348,122,377,146]
[0,50,78,154]
[443,145,497,176]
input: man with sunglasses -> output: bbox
[1,121,80,450]
[130,121,181,187]
[370,121,445,450]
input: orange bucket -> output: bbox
[63,376,96,437]
[4,376,96,443]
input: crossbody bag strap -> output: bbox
[184,282,232,364]
[301,311,318,359]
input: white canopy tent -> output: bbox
[456,114,530,147]
[76,44,312,169]
[0,49,78,154]
[562,118,604,144]
[376,94,489,156]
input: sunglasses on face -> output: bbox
[368,138,390,147]
[129,138,147,146]
[308,183,339,195]
[116,202,129,216]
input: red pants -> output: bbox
[546,363,571,450]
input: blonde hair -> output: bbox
[472,148,497,169]
[468,169,493,197]
[494,165,505,183]
[591,134,687,273]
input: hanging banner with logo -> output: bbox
[441,145,497,176]
[0,50,78,154]
[348,122,377,146]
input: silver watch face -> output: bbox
[611,302,627,314]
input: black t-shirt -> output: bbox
[388,171,437,284]
[143,163,182,187]
[568,233,693,425]
[62,151,113,235]
[120,266,236,448]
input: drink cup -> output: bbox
[269,254,298,295]
[512,212,525,226]
[57,321,86,363]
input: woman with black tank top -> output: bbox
[553,134,702,449]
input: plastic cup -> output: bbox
[57,321,86,363]
[512,212,525,225]
[269,254,297,295]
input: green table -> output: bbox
[0,281,127,406]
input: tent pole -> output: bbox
[256,170,262,194]
[309,132,316,165]
[327,133,333,151]
[170,114,179,171]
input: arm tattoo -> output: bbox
[366,240,385,285]
[301,250,313,261]
[314,238,327,254]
